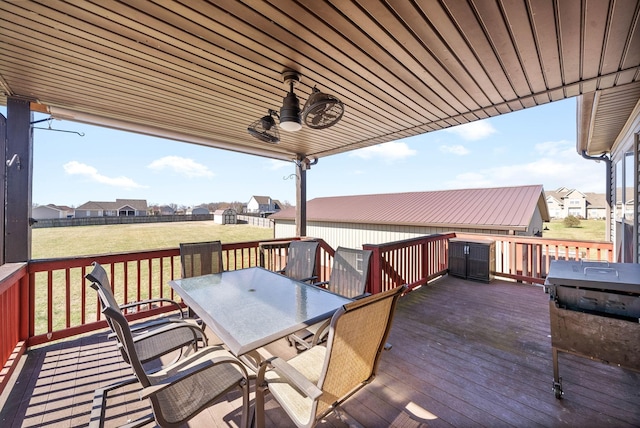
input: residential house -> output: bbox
[189,206,210,215]
[578,85,639,263]
[545,188,586,218]
[584,193,607,220]
[246,196,281,216]
[75,199,148,217]
[149,205,175,216]
[545,194,564,219]
[32,204,74,220]
[269,185,550,250]
[545,187,607,219]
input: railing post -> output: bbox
[363,244,382,294]
[422,239,429,283]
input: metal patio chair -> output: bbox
[255,284,406,428]
[86,262,207,367]
[288,247,373,350]
[278,240,319,283]
[99,303,251,428]
[179,240,224,278]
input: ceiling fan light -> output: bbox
[279,91,302,131]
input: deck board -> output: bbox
[1,275,639,427]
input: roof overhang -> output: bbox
[1,1,639,161]
[577,82,640,157]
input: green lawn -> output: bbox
[542,219,606,242]
[32,221,274,258]
[30,221,275,335]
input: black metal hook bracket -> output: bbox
[30,117,85,136]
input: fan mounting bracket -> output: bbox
[282,70,300,87]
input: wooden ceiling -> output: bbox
[1,0,639,162]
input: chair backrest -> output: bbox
[86,262,121,333]
[315,285,406,419]
[327,247,373,299]
[283,240,319,281]
[101,303,154,387]
[180,240,224,278]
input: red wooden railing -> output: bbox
[364,234,453,293]
[0,233,614,396]
[455,233,614,284]
[0,263,29,397]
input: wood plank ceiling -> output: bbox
[1,0,639,162]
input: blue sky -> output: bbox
[1,98,605,208]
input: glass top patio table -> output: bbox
[168,266,352,356]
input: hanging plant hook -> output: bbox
[30,117,85,136]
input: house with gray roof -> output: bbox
[75,199,148,217]
[32,204,75,220]
[246,196,282,216]
[545,187,607,219]
[269,185,550,250]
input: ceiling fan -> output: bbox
[247,71,344,144]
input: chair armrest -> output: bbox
[310,319,331,346]
[120,298,184,316]
[139,354,248,399]
[298,275,318,284]
[133,322,207,348]
[312,280,329,289]
[259,357,322,400]
[108,317,195,340]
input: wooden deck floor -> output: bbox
[1,275,639,427]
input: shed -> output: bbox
[214,208,237,225]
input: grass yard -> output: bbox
[32,221,274,258]
[542,219,607,242]
[30,221,275,335]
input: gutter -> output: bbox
[581,150,611,205]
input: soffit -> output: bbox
[1,0,639,162]
[578,82,640,156]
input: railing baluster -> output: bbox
[65,268,71,328]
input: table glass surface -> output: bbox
[169,267,352,356]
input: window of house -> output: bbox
[615,149,636,262]
[625,151,635,225]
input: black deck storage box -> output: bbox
[449,238,495,283]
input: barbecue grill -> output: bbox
[545,260,640,398]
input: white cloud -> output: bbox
[350,141,417,161]
[147,156,214,178]
[444,120,497,141]
[63,161,147,189]
[265,159,292,170]
[442,140,605,192]
[439,144,469,155]
[534,140,569,157]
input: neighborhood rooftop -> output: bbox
[271,184,549,231]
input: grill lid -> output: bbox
[546,261,640,294]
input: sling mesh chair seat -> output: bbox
[289,247,373,351]
[255,285,406,428]
[278,240,319,283]
[100,304,251,428]
[86,262,207,367]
